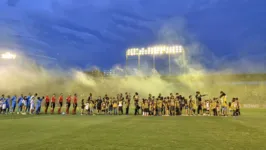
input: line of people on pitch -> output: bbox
[0,94,39,114]
[0,91,240,116]
[0,93,79,115]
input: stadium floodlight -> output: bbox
[126,45,184,56]
[1,52,16,59]
[125,45,185,74]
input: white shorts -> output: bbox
[85,105,89,110]
[30,104,35,110]
[2,104,6,109]
[22,100,27,106]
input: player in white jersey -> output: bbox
[206,100,210,116]
[30,93,38,114]
[0,95,4,114]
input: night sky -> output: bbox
[0,0,266,71]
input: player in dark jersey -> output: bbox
[134,92,140,115]
[125,93,130,115]
[195,91,207,115]
[72,94,78,115]
[81,99,85,115]
[66,95,71,114]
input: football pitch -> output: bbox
[0,109,265,150]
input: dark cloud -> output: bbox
[0,0,266,71]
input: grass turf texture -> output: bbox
[0,109,265,150]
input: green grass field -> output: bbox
[0,109,266,150]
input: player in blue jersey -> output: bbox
[21,96,28,115]
[17,94,24,114]
[26,93,31,113]
[11,95,17,113]
[36,96,44,115]
[3,96,11,114]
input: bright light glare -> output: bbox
[1,52,16,59]
[126,45,184,56]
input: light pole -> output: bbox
[168,53,171,74]
[138,54,140,71]
[153,54,155,70]
[125,55,128,75]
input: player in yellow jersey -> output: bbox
[192,100,197,115]
[153,100,157,116]
[89,100,94,115]
[223,101,228,116]
[175,98,180,115]
[170,98,175,116]
[164,99,169,116]
[220,91,227,116]
[188,99,194,116]
[149,100,153,116]
[101,100,106,115]
[143,100,149,116]
[211,99,217,116]
[157,98,163,116]
[113,98,118,115]
[108,98,113,115]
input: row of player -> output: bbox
[0,91,241,116]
